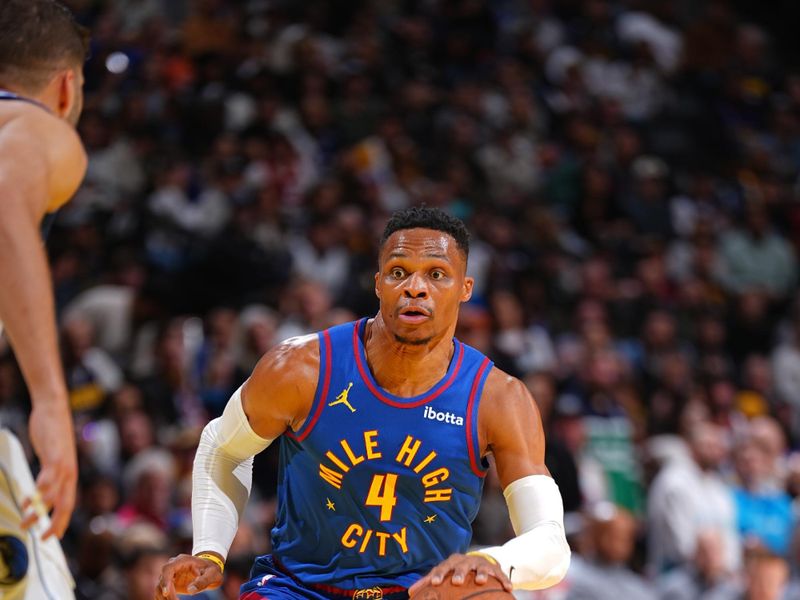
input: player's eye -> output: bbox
[430,270,445,280]
[391,268,405,279]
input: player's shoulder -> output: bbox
[247,333,321,431]
[477,366,543,451]
[273,332,320,362]
[482,366,529,403]
[251,333,321,388]
[481,366,541,418]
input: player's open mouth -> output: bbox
[398,307,431,323]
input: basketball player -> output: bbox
[0,1,89,597]
[157,207,571,599]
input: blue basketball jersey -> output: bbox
[271,318,494,589]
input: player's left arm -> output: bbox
[477,369,571,589]
[409,368,570,595]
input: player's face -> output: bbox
[376,228,473,346]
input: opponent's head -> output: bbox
[376,207,473,346]
[0,0,89,126]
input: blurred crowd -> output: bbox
[2,0,800,598]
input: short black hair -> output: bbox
[0,0,90,92]
[380,206,470,258]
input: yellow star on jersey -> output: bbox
[326,498,336,511]
[424,514,437,524]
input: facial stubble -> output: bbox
[393,334,435,346]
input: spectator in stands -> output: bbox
[116,448,175,532]
[648,421,740,574]
[565,504,656,600]
[97,523,172,600]
[741,548,790,600]
[657,531,743,600]
[733,436,793,557]
[717,204,796,299]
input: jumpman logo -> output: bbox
[329,382,355,413]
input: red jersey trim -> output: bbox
[352,319,464,409]
[286,329,332,442]
[466,357,491,477]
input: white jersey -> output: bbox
[0,431,74,599]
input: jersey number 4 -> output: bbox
[366,473,398,521]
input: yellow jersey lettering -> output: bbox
[341,523,363,548]
[325,450,351,473]
[319,464,344,489]
[421,467,450,487]
[359,528,374,553]
[365,473,398,521]
[424,488,453,502]
[364,430,382,459]
[395,435,422,466]
[412,450,437,474]
[340,439,365,467]
[339,523,410,555]
[392,527,408,553]
[375,531,391,557]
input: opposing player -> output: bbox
[0,1,89,597]
[157,207,570,599]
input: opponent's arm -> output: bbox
[0,111,86,539]
[410,369,570,594]
[157,336,319,599]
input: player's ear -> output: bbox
[56,69,76,121]
[461,276,474,303]
[374,271,381,299]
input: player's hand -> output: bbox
[408,553,512,596]
[155,553,224,599]
[23,400,77,539]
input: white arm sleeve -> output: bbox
[191,385,273,559]
[481,475,571,590]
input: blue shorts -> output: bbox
[240,555,409,600]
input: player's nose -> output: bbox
[403,272,428,298]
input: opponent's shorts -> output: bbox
[0,429,74,599]
[240,555,409,600]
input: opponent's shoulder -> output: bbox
[2,103,85,162]
[0,105,86,206]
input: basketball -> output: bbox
[410,572,514,600]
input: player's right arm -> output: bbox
[0,107,87,539]
[156,335,320,599]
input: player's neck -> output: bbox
[364,316,455,396]
[0,82,24,96]
[0,84,54,113]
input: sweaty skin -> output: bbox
[0,95,87,539]
[157,228,548,598]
